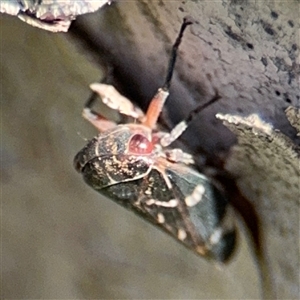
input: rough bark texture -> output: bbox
[1,0,299,299]
[217,110,300,299]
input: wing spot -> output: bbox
[185,185,205,207]
[146,199,178,207]
[196,246,207,256]
[157,213,165,223]
[209,228,223,245]
[177,228,187,241]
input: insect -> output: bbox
[74,18,236,262]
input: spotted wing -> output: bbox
[99,162,236,262]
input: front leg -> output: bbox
[90,83,145,121]
[82,107,117,132]
[82,88,117,132]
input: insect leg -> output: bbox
[164,148,195,164]
[90,83,145,120]
[160,92,221,147]
[82,89,117,132]
[143,17,193,129]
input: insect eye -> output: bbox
[128,134,153,154]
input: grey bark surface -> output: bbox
[1,0,299,299]
[217,111,300,299]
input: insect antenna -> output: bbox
[163,17,194,90]
[143,17,193,129]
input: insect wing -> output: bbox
[99,162,236,262]
[166,163,236,262]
